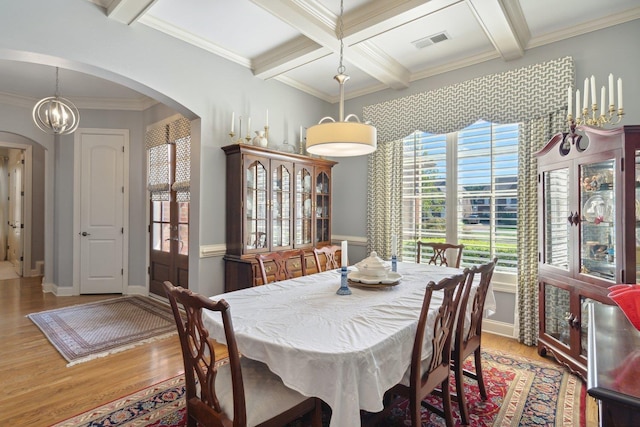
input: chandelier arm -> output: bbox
[344,113,362,123]
[318,116,337,124]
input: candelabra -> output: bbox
[567,105,624,129]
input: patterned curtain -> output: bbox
[145,117,191,202]
[516,110,567,345]
[364,57,574,344]
[367,140,403,259]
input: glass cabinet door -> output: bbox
[245,159,267,251]
[315,171,330,244]
[543,168,570,270]
[295,167,313,246]
[543,283,571,347]
[579,159,615,281]
[271,163,291,248]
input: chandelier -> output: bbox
[32,67,80,135]
[306,0,376,157]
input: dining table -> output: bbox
[202,261,496,427]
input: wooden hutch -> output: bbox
[536,125,640,380]
[222,143,337,291]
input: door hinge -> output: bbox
[122,146,125,153]
[20,191,24,196]
[621,158,624,172]
[20,223,24,229]
[147,266,151,275]
[122,186,124,193]
[148,224,151,233]
[20,256,23,261]
[121,227,124,234]
[21,159,24,165]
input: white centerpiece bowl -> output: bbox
[356,251,391,279]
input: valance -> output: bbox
[363,56,574,142]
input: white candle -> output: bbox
[609,73,614,107]
[575,90,580,119]
[247,117,251,135]
[299,126,303,143]
[618,78,623,109]
[391,235,397,257]
[341,240,348,267]
[583,78,589,110]
[266,109,269,127]
[600,86,605,116]
[567,86,572,118]
[231,112,235,133]
[590,75,596,106]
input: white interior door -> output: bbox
[8,154,23,275]
[79,132,125,294]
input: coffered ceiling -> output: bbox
[0,0,638,107]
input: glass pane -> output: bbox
[178,202,189,223]
[272,165,291,248]
[162,223,171,252]
[246,161,267,251]
[178,224,188,256]
[401,132,447,261]
[580,159,615,281]
[544,169,570,269]
[161,201,170,222]
[152,223,162,251]
[544,283,570,346]
[152,201,162,222]
[295,169,312,245]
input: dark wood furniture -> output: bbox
[222,144,337,291]
[536,125,640,380]
[256,249,306,284]
[587,303,640,427]
[452,257,497,425]
[163,282,322,427]
[381,271,468,427]
[416,241,464,268]
[312,245,341,272]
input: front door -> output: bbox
[7,153,23,275]
[77,130,127,294]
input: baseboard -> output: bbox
[126,285,147,296]
[483,318,515,338]
[44,282,75,296]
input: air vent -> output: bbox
[411,31,450,49]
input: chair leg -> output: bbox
[441,378,454,427]
[410,394,421,427]
[454,358,470,425]
[474,348,487,400]
[311,398,322,427]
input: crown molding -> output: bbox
[0,91,157,111]
[526,6,640,50]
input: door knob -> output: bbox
[80,231,91,236]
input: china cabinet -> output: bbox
[536,125,640,380]
[222,144,337,291]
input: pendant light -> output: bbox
[305,0,377,157]
[32,67,80,135]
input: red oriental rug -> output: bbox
[51,350,585,427]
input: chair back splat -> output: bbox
[163,282,322,427]
[312,245,341,272]
[416,241,464,268]
[256,249,306,285]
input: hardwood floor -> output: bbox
[1,276,596,426]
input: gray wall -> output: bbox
[336,19,640,327]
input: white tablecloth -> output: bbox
[202,262,495,427]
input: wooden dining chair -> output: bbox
[416,241,464,268]
[163,282,322,427]
[380,270,468,427]
[451,257,498,425]
[256,249,306,285]
[312,245,341,272]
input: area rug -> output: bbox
[28,295,177,367]
[50,350,586,426]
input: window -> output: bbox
[402,120,518,274]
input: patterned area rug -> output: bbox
[51,350,585,426]
[28,296,177,366]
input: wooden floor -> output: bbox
[1,276,597,426]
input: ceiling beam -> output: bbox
[107,0,158,25]
[464,0,525,60]
[253,37,331,80]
